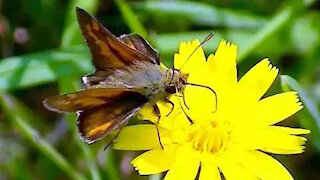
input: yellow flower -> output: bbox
[113,40,310,180]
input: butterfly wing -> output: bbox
[77,93,147,144]
[44,88,148,144]
[118,34,160,64]
[43,88,140,113]
[76,7,157,71]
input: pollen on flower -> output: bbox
[188,123,230,154]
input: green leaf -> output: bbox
[281,75,320,150]
[133,1,267,29]
[0,46,92,91]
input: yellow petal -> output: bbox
[205,40,238,115]
[255,91,303,125]
[269,126,310,135]
[139,101,173,124]
[113,125,164,150]
[219,156,259,180]
[131,145,177,175]
[199,162,221,180]
[174,40,208,80]
[247,127,308,154]
[164,146,200,180]
[207,40,238,90]
[183,84,217,117]
[240,150,294,180]
[237,59,278,102]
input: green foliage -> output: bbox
[0,0,319,179]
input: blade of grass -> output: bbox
[115,0,150,43]
[281,75,320,150]
[238,0,315,61]
[281,75,320,127]
[0,93,87,180]
[61,0,99,48]
[133,1,267,29]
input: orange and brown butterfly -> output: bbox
[43,7,214,146]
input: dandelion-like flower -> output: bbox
[113,40,309,180]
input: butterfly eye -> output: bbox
[165,85,176,94]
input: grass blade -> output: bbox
[61,0,99,48]
[115,0,150,42]
[0,93,87,180]
[281,75,320,150]
[238,1,315,61]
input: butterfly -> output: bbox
[43,7,216,147]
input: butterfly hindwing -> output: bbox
[118,34,160,64]
[77,92,148,144]
[76,7,156,70]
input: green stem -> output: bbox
[0,93,86,180]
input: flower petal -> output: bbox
[247,126,308,154]
[219,156,259,180]
[131,145,177,175]
[207,40,238,90]
[164,146,200,180]
[205,40,238,115]
[113,125,164,150]
[199,163,221,180]
[240,151,294,180]
[237,59,278,102]
[255,91,303,125]
[174,40,208,82]
[139,101,173,124]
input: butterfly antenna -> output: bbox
[185,82,218,112]
[175,86,193,124]
[179,33,214,71]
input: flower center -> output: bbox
[188,124,228,154]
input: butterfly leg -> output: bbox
[153,105,164,149]
[103,128,122,151]
[164,98,174,117]
[182,90,189,110]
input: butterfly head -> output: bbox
[165,69,189,94]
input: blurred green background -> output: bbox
[0,0,319,180]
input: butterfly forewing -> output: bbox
[76,7,157,70]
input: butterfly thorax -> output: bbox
[163,68,188,94]
[96,61,188,104]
